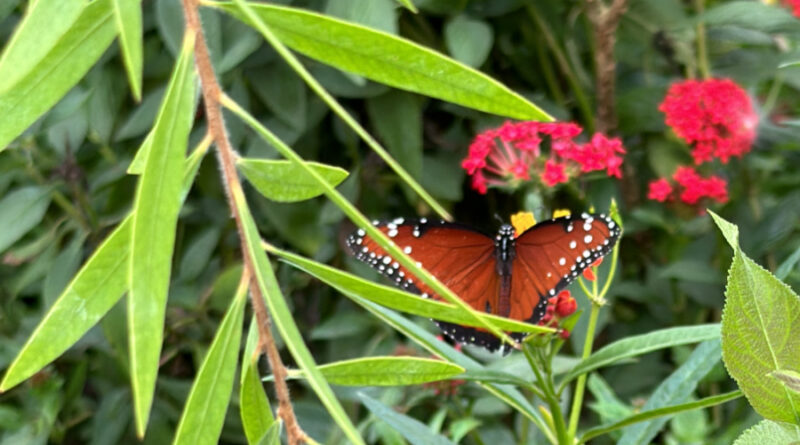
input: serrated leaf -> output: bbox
[237,158,348,202]
[0,140,208,393]
[271,246,550,334]
[0,0,117,151]
[215,2,551,120]
[732,419,800,445]
[560,324,720,386]
[617,340,722,445]
[359,392,456,445]
[0,186,52,255]
[112,0,143,100]
[287,357,464,386]
[128,34,197,436]
[711,211,800,424]
[172,274,247,445]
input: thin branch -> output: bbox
[587,0,627,133]
[180,1,307,443]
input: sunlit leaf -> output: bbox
[286,357,464,386]
[238,158,348,202]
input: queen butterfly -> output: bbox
[345,213,621,352]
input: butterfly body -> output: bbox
[346,213,620,352]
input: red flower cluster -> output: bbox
[647,167,728,205]
[782,0,800,18]
[461,121,626,194]
[538,290,578,339]
[659,79,757,165]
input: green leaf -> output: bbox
[0,0,84,94]
[0,141,208,393]
[0,186,52,255]
[580,389,742,444]
[128,34,197,436]
[701,1,799,34]
[732,419,800,445]
[233,185,364,445]
[711,212,800,424]
[256,422,282,445]
[776,245,800,280]
[0,0,117,151]
[111,0,143,100]
[365,91,422,179]
[617,340,722,445]
[214,2,552,120]
[444,15,493,68]
[771,369,800,396]
[240,317,275,444]
[286,357,464,386]
[270,245,550,334]
[359,392,457,445]
[325,0,398,34]
[172,273,247,445]
[560,324,720,386]
[250,62,307,130]
[237,158,349,202]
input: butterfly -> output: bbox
[345,213,621,352]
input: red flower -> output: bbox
[647,178,673,202]
[782,0,800,18]
[461,121,626,194]
[659,79,757,165]
[541,160,568,186]
[555,295,577,317]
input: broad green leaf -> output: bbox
[237,158,349,202]
[172,273,247,445]
[233,186,364,445]
[444,15,493,68]
[270,245,550,334]
[617,340,722,445]
[325,0,398,34]
[0,0,117,151]
[286,357,464,386]
[732,419,800,445]
[240,317,275,444]
[256,422,282,445]
[560,324,720,386]
[0,140,208,392]
[701,1,799,33]
[0,0,84,94]
[214,2,552,120]
[359,392,456,445]
[366,91,422,179]
[250,61,307,130]
[0,186,52,255]
[128,132,153,175]
[128,33,197,436]
[112,0,143,100]
[580,390,742,444]
[771,369,800,395]
[711,211,800,424]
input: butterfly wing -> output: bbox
[510,213,621,323]
[346,219,502,348]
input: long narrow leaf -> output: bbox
[0,0,117,150]
[617,339,722,445]
[111,0,143,100]
[213,2,551,121]
[128,33,197,436]
[268,244,551,334]
[240,316,275,444]
[0,140,209,392]
[172,272,247,445]
[232,185,364,445]
[359,392,456,445]
[285,357,464,386]
[579,390,742,443]
[560,324,720,387]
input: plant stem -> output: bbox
[566,302,601,439]
[526,345,569,444]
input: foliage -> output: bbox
[1,0,800,444]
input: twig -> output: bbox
[587,0,627,133]
[180,1,307,443]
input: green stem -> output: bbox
[566,302,601,439]
[525,346,569,444]
[211,1,451,221]
[694,0,711,79]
